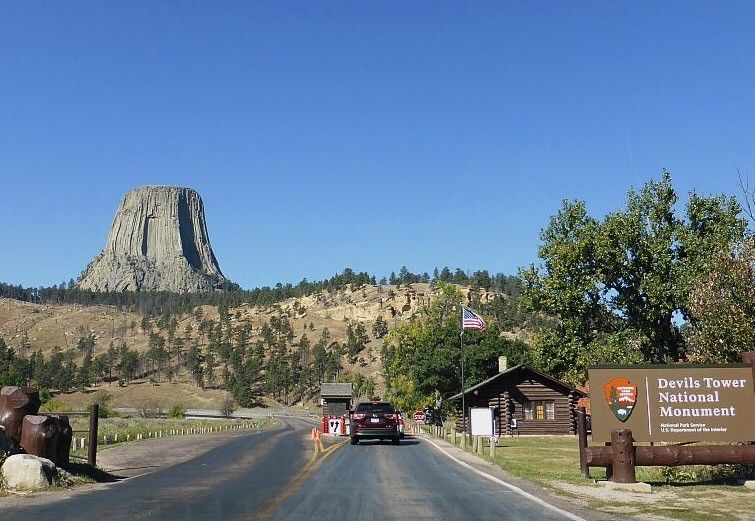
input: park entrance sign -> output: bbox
[589,365,755,443]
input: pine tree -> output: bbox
[78,351,93,390]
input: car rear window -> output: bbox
[355,402,394,413]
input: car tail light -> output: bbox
[354,413,366,420]
[385,413,396,420]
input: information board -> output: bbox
[470,407,494,437]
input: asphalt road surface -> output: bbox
[0,419,582,521]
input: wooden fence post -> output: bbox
[611,430,636,484]
[88,404,99,466]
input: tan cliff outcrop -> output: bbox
[77,186,228,293]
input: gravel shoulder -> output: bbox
[95,424,276,478]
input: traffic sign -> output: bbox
[414,411,426,423]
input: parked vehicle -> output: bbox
[423,407,443,426]
[350,401,400,445]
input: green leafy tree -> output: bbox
[687,239,755,363]
[341,371,376,400]
[522,173,746,383]
[383,282,513,410]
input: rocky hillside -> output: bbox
[0,283,508,407]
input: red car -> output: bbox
[350,401,400,445]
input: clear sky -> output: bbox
[2,2,755,289]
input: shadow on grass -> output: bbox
[63,462,125,483]
[644,478,750,487]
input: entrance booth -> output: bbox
[320,382,353,436]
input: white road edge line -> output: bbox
[421,437,588,521]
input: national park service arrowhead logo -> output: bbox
[603,377,637,422]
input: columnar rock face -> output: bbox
[78,186,228,293]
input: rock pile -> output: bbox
[78,186,229,293]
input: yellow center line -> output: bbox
[256,439,348,520]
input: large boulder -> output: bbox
[1,454,57,491]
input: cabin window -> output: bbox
[524,400,555,420]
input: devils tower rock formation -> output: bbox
[78,186,229,293]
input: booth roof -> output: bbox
[320,382,353,398]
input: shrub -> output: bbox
[39,388,52,405]
[90,390,115,418]
[660,466,700,483]
[167,404,187,419]
[220,397,235,418]
[41,398,70,413]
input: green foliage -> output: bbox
[522,173,746,384]
[372,315,389,339]
[687,239,755,363]
[220,397,235,418]
[340,372,376,401]
[382,282,529,411]
[660,465,701,483]
[39,387,52,404]
[90,390,115,418]
[41,397,70,413]
[346,322,369,363]
[167,403,187,419]
[0,337,31,387]
[384,374,419,413]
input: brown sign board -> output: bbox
[588,365,755,443]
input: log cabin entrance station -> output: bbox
[450,357,586,435]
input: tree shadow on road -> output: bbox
[64,462,127,483]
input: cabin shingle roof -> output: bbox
[449,365,585,401]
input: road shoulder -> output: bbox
[0,419,283,510]
[418,434,627,521]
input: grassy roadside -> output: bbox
[421,426,753,521]
[66,416,274,458]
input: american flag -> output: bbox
[462,307,486,331]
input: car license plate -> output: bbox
[370,418,380,423]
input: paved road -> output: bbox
[1,420,583,521]
[269,437,573,521]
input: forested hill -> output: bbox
[0,266,523,318]
[0,270,531,410]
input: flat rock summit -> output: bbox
[78,186,228,293]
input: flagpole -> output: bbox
[460,308,466,435]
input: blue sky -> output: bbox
[2,2,755,288]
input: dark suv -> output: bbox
[350,401,400,445]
